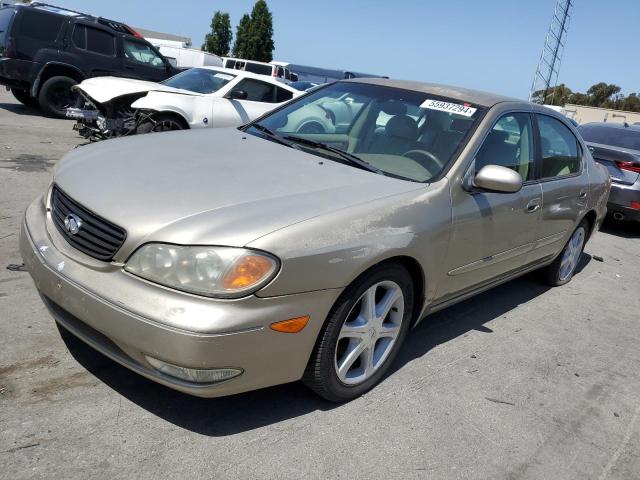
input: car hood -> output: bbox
[53,128,423,261]
[74,76,199,104]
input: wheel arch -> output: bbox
[32,62,85,97]
[581,209,598,241]
[145,110,191,129]
[350,255,426,326]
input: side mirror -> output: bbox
[473,165,523,193]
[225,89,248,100]
[290,73,299,82]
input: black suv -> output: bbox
[0,3,178,117]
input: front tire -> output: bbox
[136,113,188,134]
[303,263,414,402]
[543,219,588,286]
[38,76,79,118]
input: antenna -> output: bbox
[529,0,574,103]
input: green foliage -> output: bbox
[232,14,252,58]
[533,83,640,113]
[232,1,275,62]
[202,11,232,56]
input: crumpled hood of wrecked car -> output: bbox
[74,76,198,104]
[52,128,423,261]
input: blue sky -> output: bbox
[50,0,639,99]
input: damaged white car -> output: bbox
[67,67,302,140]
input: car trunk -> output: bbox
[588,143,640,185]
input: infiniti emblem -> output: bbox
[64,214,83,235]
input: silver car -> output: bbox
[20,79,610,402]
[578,122,640,222]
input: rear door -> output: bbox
[121,37,171,81]
[67,23,120,77]
[529,113,588,262]
[13,8,66,62]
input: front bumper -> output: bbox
[20,197,341,397]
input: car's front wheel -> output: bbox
[38,76,79,118]
[303,263,414,402]
[137,113,188,134]
[543,219,588,286]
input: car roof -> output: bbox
[580,122,640,132]
[343,77,520,107]
[195,66,299,92]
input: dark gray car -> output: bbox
[578,123,640,222]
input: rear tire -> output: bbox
[11,88,38,108]
[303,263,414,402]
[543,219,588,286]
[136,113,188,134]
[38,76,79,118]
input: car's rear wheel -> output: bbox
[11,88,38,108]
[137,113,187,134]
[38,76,80,118]
[543,219,588,286]
[303,263,414,402]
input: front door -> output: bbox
[442,112,542,298]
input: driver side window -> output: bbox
[475,113,534,180]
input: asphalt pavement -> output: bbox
[1,88,639,480]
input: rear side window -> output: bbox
[17,9,64,42]
[275,87,293,103]
[235,78,276,102]
[243,62,272,76]
[537,115,581,178]
[72,25,115,56]
[0,8,16,46]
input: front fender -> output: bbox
[132,91,207,127]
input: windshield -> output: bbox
[247,82,484,182]
[162,68,235,94]
[578,125,640,151]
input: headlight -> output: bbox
[124,244,279,298]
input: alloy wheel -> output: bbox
[558,226,585,281]
[334,280,405,385]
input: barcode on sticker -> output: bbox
[420,99,477,117]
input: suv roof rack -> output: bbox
[28,2,141,37]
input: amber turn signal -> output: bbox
[270,316,310,333]
[222,254,276,290]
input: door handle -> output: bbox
[578,190,588,199]
[526,198,541,213]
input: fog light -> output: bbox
[145,356,242,384]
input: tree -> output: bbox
[202,11,232,56]
[586,82,621,107]
[246,0,275,62]
[232,14,251,58]
[532,84,573,106]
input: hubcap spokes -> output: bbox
[559,227,585,281]
[335,281,404,385]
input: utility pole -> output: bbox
[529,0,574,104]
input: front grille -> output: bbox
[50,186,126,261]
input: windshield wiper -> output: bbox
[251,123,300,150]
[282,135,383,174]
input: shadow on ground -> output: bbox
[600,217,640,239]
[0,102,43,117]
[59,258,590,437]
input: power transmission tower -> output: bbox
[529,0,574,103]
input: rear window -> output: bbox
[0,8,15,46]
[17,9,64,42]
[578,125,640,151]
[243,62,272,76]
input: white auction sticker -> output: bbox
[420,99,477,117]
[215,73,234,81]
